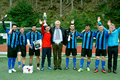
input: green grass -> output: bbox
[0,54,120,80]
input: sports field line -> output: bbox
[1,56,120,60]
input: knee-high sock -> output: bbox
[73,57,76,67]
[95,60,99,69]
[87,61,90,68]
[80,59,84,69]
[12,57,16,69]
[22,64,25,68]
[102,61,105,69]
[8,58,12,70]
[66,57,69,67]
[18,61,21,66]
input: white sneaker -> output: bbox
[8,70,12,73]
[11,68,16,72]
[37,67,41,70]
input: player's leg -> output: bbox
[41,48,47,70]
[18,52,21,68]
[94,49,100,73]
[86,49,92,71]
[72,49,77,70]
[101,56,106,73]
[101,50,107,73]
[78,48,85,72]
[22,57,25,68]
[29,49,34,66]
[35,49,40,70]
[47,47,52,70]
[22,46,26,69]
[64,48,70,70]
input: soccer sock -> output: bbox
[87,61,90,68]
[37,63,39,67]
[73,57,76,67]
[95,59,99,69]
[66,57,69,67]
[80,59,84,69]
[48,58,51,68]
[18,61,21,66]
[12,57,16,69]
[22,64,25,68]
[29,63,32,66]
[102,61,105,70]
[8,58,12,70]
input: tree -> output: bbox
[7,0,39,27]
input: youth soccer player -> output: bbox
[27,25,42,70]
[39,20,52,71]
[1,17,19,73]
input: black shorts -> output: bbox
[96,49,107,56]
[18,45,26,57]
[65,48,77,56]
[81,48,92,57]
[7,46,17,58]
[29,48,40,56]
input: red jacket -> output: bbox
[41,23,51,48]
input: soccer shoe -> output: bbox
[113,70,117,74]
[11,69,16,72]
[18,65,21,68]
[8,70,12,73]
[41,68,44,71]
[37,67,41,70]
[78,68,83,72]
[86,67,90,71]
[48,67,52,70]
[64,67,69,70]
[102,69,106,73]
[94,69,98,73]
[108,70,111,73]
[73,67,77,70]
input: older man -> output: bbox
[98,17,120,74]
[50,20,66,70]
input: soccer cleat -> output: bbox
[37,67,41,70]
[48,67,52,70]
[64,67,69,70]
[41,68,44,71]
[94,69,98,73]
[86,67,90,71]
[113,70,117,74]
[102,69,106,73]
[18,65,21,68]
[11,69,16,72]
[108,70,111,73]
[78,68,83,72]
[8,70,12,73]
[73,67,77,70]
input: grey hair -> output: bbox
[111,23,115,26]
[55,20,60,25]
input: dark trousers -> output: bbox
[52,43,63,68]
[41,47,51,68]
[108,46,118,70]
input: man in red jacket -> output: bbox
[39,20,52,71]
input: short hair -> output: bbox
[12,24,17,27]
[20,27,24,30]
[85,24,90,27]
[55,20,60,25]
[31,25,36,28]
[111,23,115,26]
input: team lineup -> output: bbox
[1,16,119,74]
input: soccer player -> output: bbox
[64,20,80,70]
[1,17,19,73]
[78,24,96,72]
[39,20,52,71]
[17,27,27,69]
[94,20,112,73]
[27,25,42,70]
[98,17,119,74]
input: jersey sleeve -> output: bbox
[5,28,10,34]
[117,27,120,33]
[105,31,109,37]
[38,32,42,39]
[27,33,30,39]
[76,31,81,37]
[93,31,97,37]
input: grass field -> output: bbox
[0,53,120,80]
